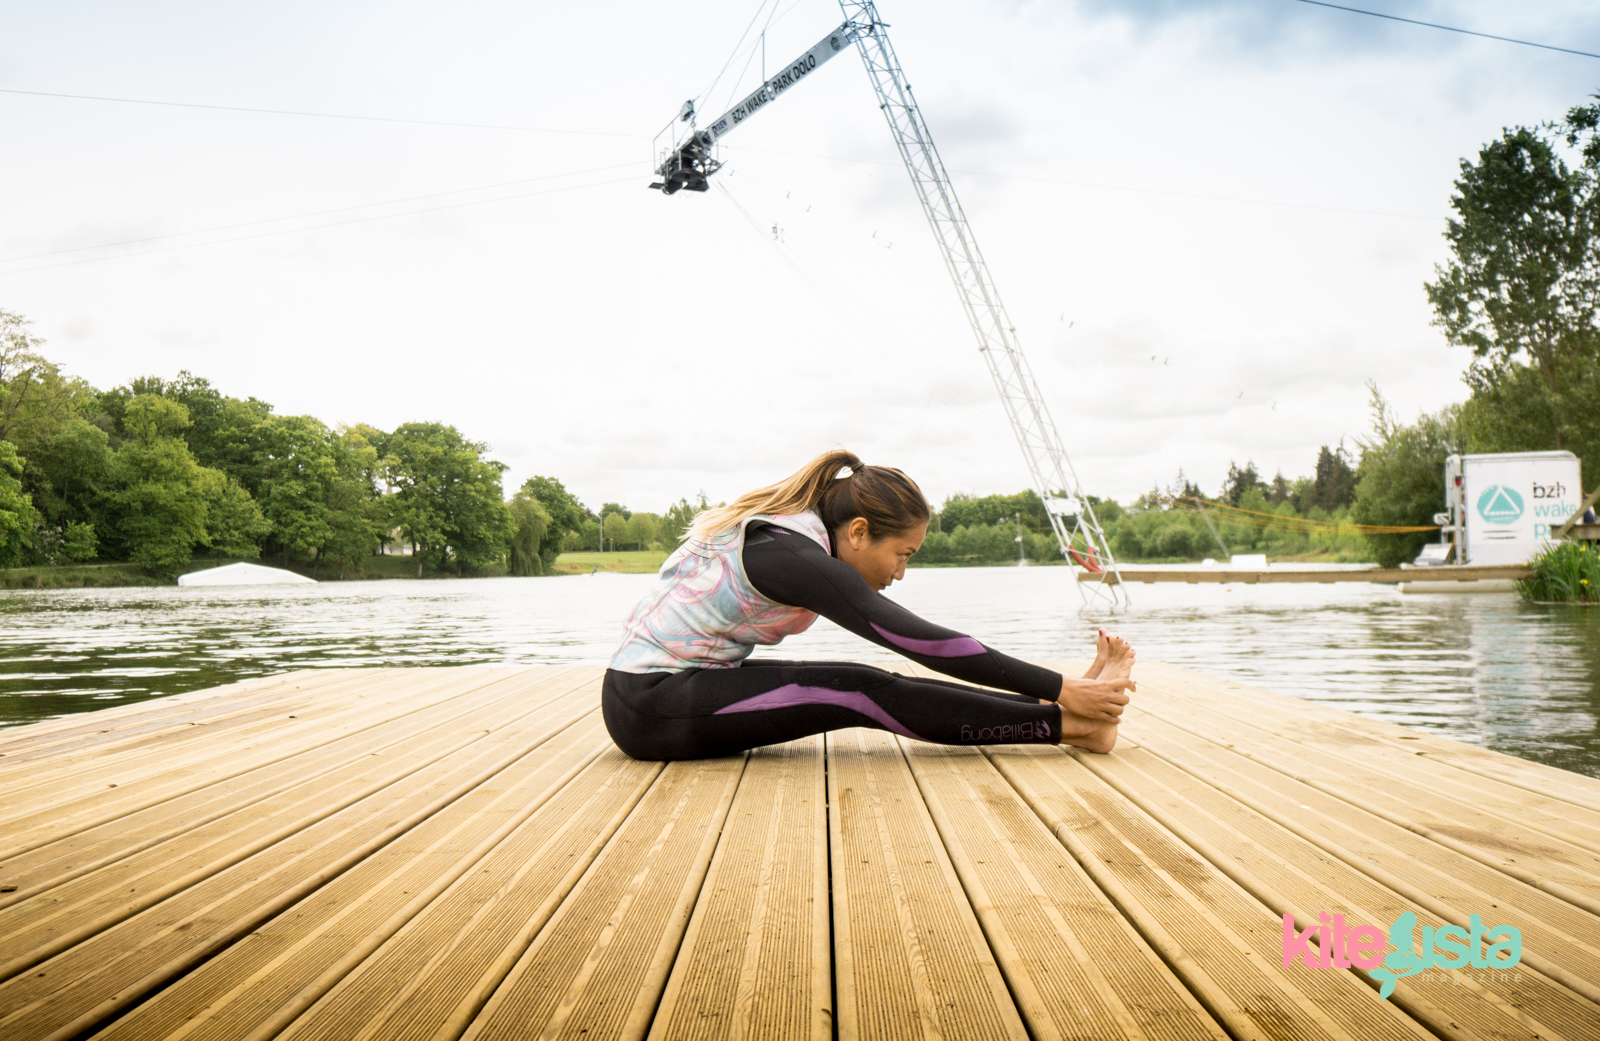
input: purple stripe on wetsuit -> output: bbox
[868,622,985,658]
[712,683,923,740]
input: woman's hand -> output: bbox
[1057,675,1132,722]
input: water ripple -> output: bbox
[3,569,1596,777]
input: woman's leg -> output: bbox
[602,661,1062,761]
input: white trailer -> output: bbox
[1443,451,1583,565]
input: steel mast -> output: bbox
[650,3,1127,604]
[838,1,1125,604]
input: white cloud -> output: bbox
[1,0,1594,511]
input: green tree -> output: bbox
[318,427,387,577]
[107,396,214,575]
[1425,124,1599,463]
[59,520,96,563]
[602,511,629,550]
[0,440,38,566]
[659,493,707,548]
[1309,445,1356,512]
[1220,461,1266,506]
[0,311,80,445]
[236,414,337,565]
[385,422,511,574]
[940,489,1049,532]
[1352,385,1464,568]
[202,472,270,558]
[507,492,552,576]
[17,415,110,534]
[520,476,588,569]
[625,511,659,550]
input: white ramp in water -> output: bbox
[177,562,317,587]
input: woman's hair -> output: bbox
[687,449,930,542]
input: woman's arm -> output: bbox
[743,525,1063,701]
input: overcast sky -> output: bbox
[3,0,1597,513]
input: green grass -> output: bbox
[0,563,165,589]
[1518,540,1600,603]
[553,550,669,574]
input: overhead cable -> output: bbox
[0,162,639,265]
[1,174,636,275]
[0,87,644,137]
[1288,0,1600,60]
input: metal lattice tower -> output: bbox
[839,1,1126,605]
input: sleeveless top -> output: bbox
[608,511,831,673]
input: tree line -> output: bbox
[0,320,704,579]
[919,444,1364,567]
[5,97,1589,579]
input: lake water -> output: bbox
[3,568,1597,777]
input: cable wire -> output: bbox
[0,162,639,265]
[0,87,645,137]
[1288,0,1600,60]
[1,174,637,275]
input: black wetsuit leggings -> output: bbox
[602,659,1062,761]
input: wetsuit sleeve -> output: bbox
[743,525,1063,701]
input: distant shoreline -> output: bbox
[0,548,1370,589]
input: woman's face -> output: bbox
[835,517,928,592]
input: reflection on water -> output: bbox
[4,569,1597,777]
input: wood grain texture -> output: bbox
[0,662,1587,1041]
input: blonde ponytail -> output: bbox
[687,449,930,543]
[688,450,861,541]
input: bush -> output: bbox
[1518,540,1600,603]
[1352,387,1463,568]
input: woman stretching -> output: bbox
[603,450,1135,761]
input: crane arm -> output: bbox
[651,22,863,194]
[838,0,1127,602]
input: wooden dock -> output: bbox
[1077,563,1531,585]
[2,663,1598,1041]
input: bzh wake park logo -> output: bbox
[1476,485,1524,525]
[1283,911,1522,1000]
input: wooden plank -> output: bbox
[647,737,830,1041]
[0,680,600,1041]
[901,740,1230,1041]
[828,728,1028,1041]
[0,669,369,767]
[0,668,493,826]
[988,744,1438,1041]
[0,669,591,924]
[0,667,527,814]
[0,670,591,986]
[1074,730,1600,1041]
[1135,662,1600,810]
[1078,565,1530,584]
[458,754,748,1041]
[0,670,341,752]
[1116,708,1600,1010]
[89,717,636,1041]
[1135,672,1600,859]
[1131,681,1600,911]
[272,747,659,1041]
[0,668,587,865]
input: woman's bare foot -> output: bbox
[1083,628,1110,679]
[1058,631,1135,753]
[1057,710,1119,753]
[1102,636,1136,691]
